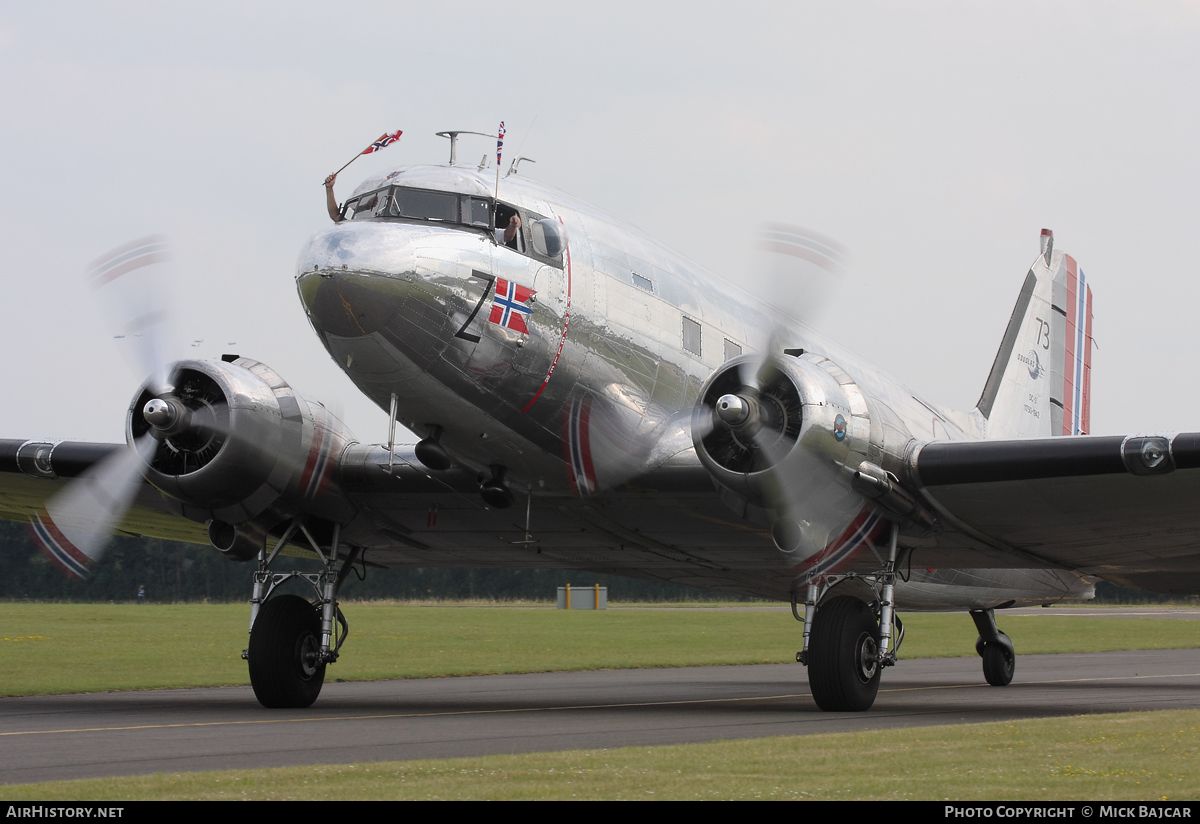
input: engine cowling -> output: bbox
[692,352,903,568]
[127,357,357,557]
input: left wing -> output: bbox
[905,432,1200,593]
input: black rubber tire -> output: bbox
[981,641,1015,686]
[247,594,326,709]
[808,596,881,712]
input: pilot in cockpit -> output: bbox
[324,173,344,223]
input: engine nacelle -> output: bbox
[127,357,357,545]
[692,352,908,568]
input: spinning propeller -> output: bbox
[34,237,194,579]
[692,223,852,528]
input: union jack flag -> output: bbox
[362,130,403,155]
[488,277,535,334]
[496,121,505,164]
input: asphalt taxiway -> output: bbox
[3,648,1199,785]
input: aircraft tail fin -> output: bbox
[976,230,1093,439]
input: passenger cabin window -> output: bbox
[682,317,702,356]
[724,339,742,361]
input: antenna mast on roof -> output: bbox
[435,131,492,166]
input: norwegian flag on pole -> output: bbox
[362,130,403,155]
[496,121,505,164]
[488,278,535,334]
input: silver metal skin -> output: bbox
[126,356,356,529]
[22,160,1121,708]
[290,161,1092,614]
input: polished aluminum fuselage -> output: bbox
[294,164,1092,609]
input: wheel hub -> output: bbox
[855,631,879,683]
[298,633,320,678]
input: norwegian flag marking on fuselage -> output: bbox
[488,278,535,334]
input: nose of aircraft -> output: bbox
[294,219,493,378]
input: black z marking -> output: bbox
[454,270,496,343]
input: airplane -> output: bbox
[2,130,1198,714]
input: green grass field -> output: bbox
[6,709,1199,800]
[4,602,1200,696]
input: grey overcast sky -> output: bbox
[1,2,1197,444]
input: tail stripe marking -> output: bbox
[1062,255,1078,435]
[1081,286,1093,435]
[1072,267,1088,436]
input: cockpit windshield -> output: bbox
[389,188,456,222]
[346,185,492,230]
[341,187,565,268]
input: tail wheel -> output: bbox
[248,594,326,708]
[808,596,881,712]
[982,642,1015,686]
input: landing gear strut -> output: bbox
[242,517,360,708]
[796,522,905,712]
[970,608,1015,686]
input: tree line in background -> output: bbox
[0,520,747,603]
[0,520,1178,604]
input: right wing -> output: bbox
[0,439,208,544]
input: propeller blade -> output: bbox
[86,236,178,395]
[751,223,849,328]
[31,436,157,580]
[737,324,788,393]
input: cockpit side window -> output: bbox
[346,191,379,220]
[463,197,491,228]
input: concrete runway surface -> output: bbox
[3,648,1200,785]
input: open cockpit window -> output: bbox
[494,202,525,253]
[492,202,566,268]
[347,190,381,220]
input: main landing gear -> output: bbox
[241,517,360,708]
[795,523,905,712]
[971,608,1016,686]
[794,522,1018,711]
